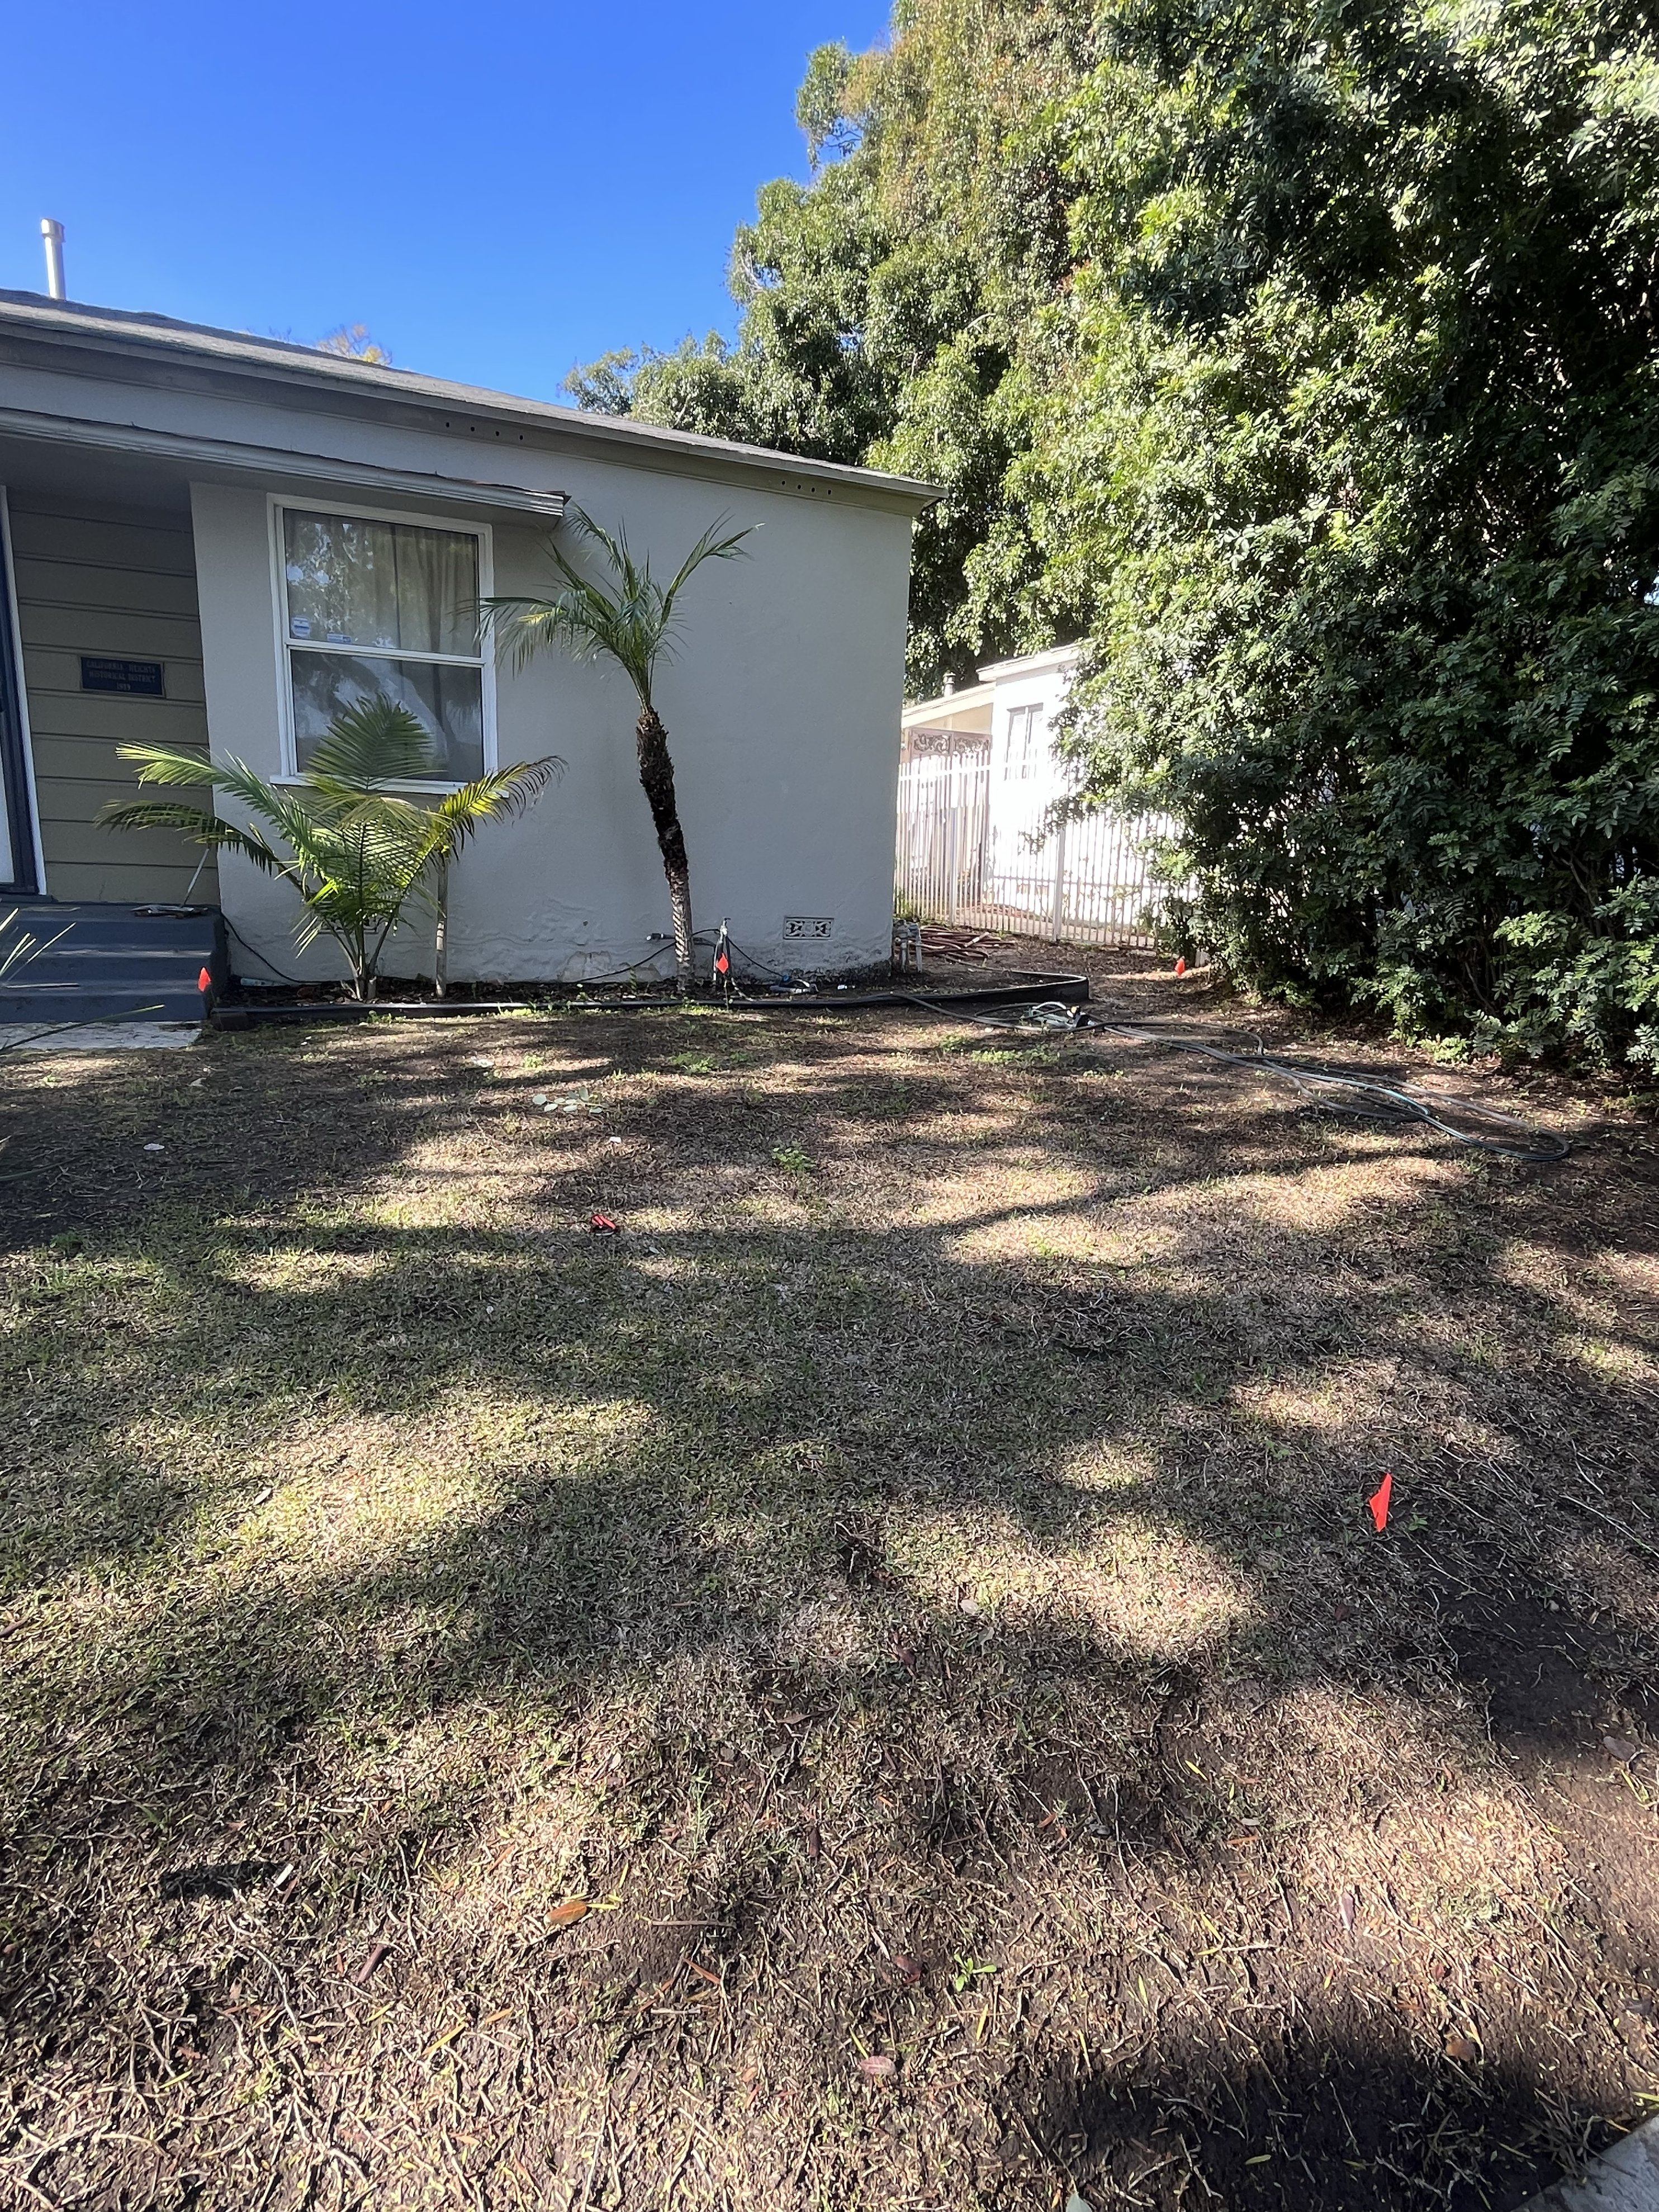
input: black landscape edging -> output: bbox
[210,972,1089,1030]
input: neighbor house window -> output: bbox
[276,504,491,783]
[1003,702,1043,779]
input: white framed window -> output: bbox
[270,496,494,787]
[1003,701,1044,780]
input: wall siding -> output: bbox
[8,491,219,905]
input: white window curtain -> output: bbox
[281,510,485,781]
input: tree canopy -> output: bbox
[572,1,1659,1067]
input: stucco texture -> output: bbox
[192,462,912,989]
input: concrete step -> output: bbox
[0,902,226,1025]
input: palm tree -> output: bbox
[101,697,560,1000]
[482,504,752,993]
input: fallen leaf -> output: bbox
[1339,1891,1358,1934]
[1604,1735,1641,1763]
[858,2053,897,2080]
[548,1898,589,1931]
[1444,2031,1482,2064]
[893,1953,923,1986]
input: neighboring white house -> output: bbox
[897,645,1168,944]
[0,289,934,984]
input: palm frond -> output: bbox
[109,743,220,788]
[99,799,298,882]
[114,742,309,841]
[306,697,439,788]
[419,757,566,866]
[660,514,755,622]
[480,502,753,709]
[105,699,556,994]
[99,798,225,839]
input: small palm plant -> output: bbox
[102,698,560,1000]
[482,504,752,994]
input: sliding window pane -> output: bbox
[283,511,479,656]
[289,652,484,783]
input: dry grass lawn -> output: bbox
[1,952,1656,2211]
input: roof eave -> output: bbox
[0,292,942,512]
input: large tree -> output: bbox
[566,3,1096,698]
[572,0,1659,1068]
[1039,0,1659,1061]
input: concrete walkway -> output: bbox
[1520,2119,1659,2211]
[0,1021,201,1052]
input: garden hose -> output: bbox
[940,999,1572,1163]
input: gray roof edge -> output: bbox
[0,291,941,510]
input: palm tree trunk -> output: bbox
[635,705,694,992]
[433,864,449,998]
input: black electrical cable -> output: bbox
[568,948,680,991]
[721,935,799,984]
[224,917,312,987]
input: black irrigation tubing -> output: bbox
[223,931,814,1003]
[936,997,1572,1164]
[206,970,1566,1162]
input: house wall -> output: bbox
[6,487,218,904]
[986,659,1074,797]
[192,462,913,986]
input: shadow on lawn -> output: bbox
[0,1019,1653,2210]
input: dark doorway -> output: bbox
[0,494,40,894]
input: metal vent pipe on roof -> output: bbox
[40,219,66,301]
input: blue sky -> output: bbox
[0,0,887,402]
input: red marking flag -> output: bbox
[590,1212,620,1234]
[197,967,213,994]
[1174,956,1187,977]
[1368,1472,1393,1532]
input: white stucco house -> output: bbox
[901,645,1082,903]
[895,645,1167,945]
[0,288,933,995]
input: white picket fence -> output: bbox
[895,751,1172,946]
